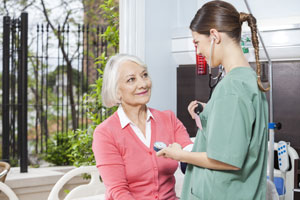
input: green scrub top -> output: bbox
[181,67,268,200]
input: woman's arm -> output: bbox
[169,110,193,148]
[157,143,239,171]
[93,128,136,200]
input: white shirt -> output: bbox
[117,106,194,151]
[118,106,153,148]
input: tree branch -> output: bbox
[3,0,9,15]
[21,0,37,12]
[41,0,78,130]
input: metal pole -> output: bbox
[2,16,11,163]
[244,0,274,182]
[41,24,44,153]
[35,24,39,155]
[85,24,89,129]
[61,25,65,135]
[11,19,17,159]
[57,25,61,144]
[18,12,28,172]
[77,24,81,128]
[81,25,85,129]
[45,24,49,150]
[66,24,70,134]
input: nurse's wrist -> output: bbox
[178,150,189,163]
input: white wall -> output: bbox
[144,0,180,112]
[119,0,182,112]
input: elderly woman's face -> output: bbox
[117,61,152,107]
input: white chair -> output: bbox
[48,166,105,200]
[0,182,19,200]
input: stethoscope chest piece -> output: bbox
[153,141,167,152]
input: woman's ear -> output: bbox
[209,29,221,44]
[116,89,122,103]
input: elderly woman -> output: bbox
[92,54,192,200]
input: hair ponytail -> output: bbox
[240,12,270,92]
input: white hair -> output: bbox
[101,54,147,108]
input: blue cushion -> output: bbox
[267,176,285,195]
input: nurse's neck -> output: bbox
[221,42,250,74]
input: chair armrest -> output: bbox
[0,182,19,200]
[0,170,8,179]
[48,166,104,200]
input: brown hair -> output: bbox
[190,0,269,92]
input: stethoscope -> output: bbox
[207,37,225,99]
[208,65,224,99]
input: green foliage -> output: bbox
[64,189,70,195]
[85,0,119,127]
[44,132,72,166]
[84,0,119,129]
[44,129,95,166]
[44,0,119,167]
[70,0,119,166]
[45,126,110,176]
[100,0,119,49]
[68,129,96,166]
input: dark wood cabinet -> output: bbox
[177,65,210,137]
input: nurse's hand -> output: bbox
[187,100,206,119]
[156,143,183,161]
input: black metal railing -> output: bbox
[2,13,28,172]
[1,12,113,171]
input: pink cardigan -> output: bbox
[92,108,192,200]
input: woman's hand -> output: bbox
[187,100,206,119]
[156,143,183,161]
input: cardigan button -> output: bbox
[149,152,152,155]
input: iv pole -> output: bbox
[244,0,275,182]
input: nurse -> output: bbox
[157,1,269,199]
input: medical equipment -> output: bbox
[195,45,207,75]
[268,142,299,200]
[277,141,290,172]
[193,37,223,99]
[193,103,203,130]
[208,65,224,99]
[194,103,203,115]
[207,37,224,99]
[276,141,290,200]
[153,141,167,152]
